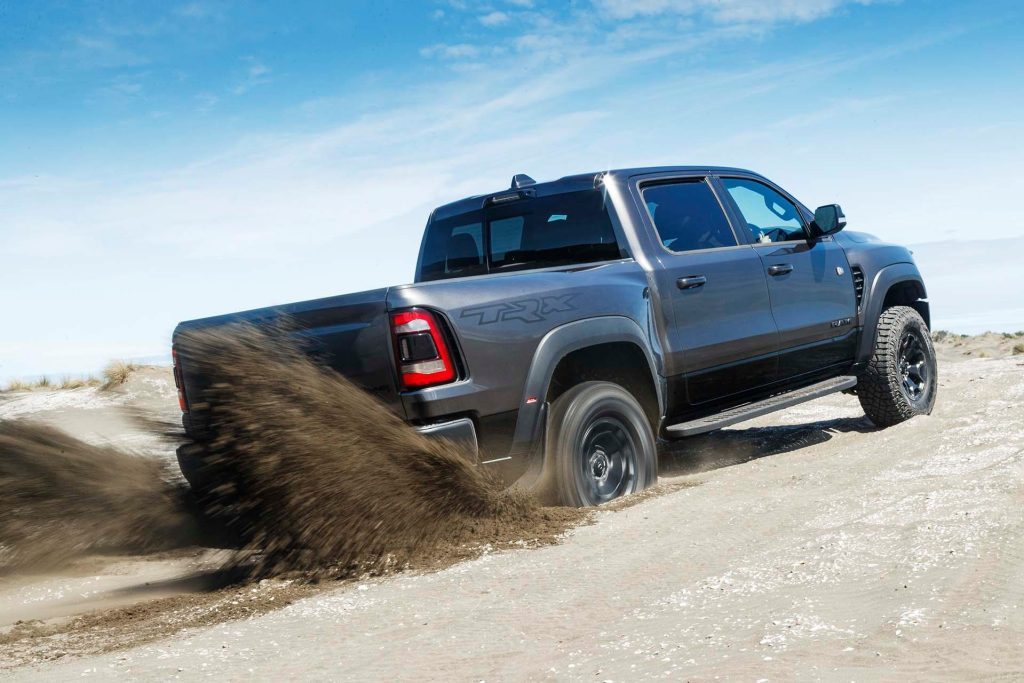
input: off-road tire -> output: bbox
[546,381,657,507]
[858,305,937,427]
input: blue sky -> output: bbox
[2,0,1023,381]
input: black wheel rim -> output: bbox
[578,417,638,505]
[898,329,931,403]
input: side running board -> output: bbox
[665,375,857,437]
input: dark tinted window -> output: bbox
[489,190,619,272]
[419,217,485,281]
[643,180,736,252]
[419,189,620,282]
[489,216,525,263]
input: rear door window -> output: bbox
[642,180,737,253]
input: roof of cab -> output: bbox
[429,165,760,221]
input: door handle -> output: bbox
[767,264,794,276]
[677,275,707,289]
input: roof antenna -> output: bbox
[511,174,536,190]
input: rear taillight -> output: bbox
[390,309,457,390]
[171,347,188,413]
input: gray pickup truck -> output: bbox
[173,166,936,507]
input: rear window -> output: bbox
[418,189,621,282]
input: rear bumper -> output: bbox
[176,442,210,494]
[415,417,479,458]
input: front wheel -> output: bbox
[546,381,658,507]
[857,305,938,427]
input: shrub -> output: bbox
[1013,344,1024,356]
[102,361,138,389]
[4,379,32,392]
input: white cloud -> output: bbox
[195,91,219,110]
[593,0,876,23]
[97,76,145,98]
[177,2,212,19]
[232,56,270,94]
[420,43,481,59]
[479,11,510,26]
[512,32,573,62]
[61,33,148,69]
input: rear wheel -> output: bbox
[857,305,938,427]
[546,381,657,507]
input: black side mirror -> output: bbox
[811,204,846,237]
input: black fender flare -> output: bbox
[857,262,929,363]
[509,316,663,463]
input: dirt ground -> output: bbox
[1,337,1023,680]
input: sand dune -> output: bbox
[1,336,1022,679]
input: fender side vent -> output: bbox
[852,266,865,309]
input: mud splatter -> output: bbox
[1,323,585,582]
[0,324,587,665]
[176,323,586,579]
[0,423,198,573]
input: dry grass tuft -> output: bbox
[1013,344,1024,356]
[101,361,139,389]
[58,377,95,390]
[2,376,101,393]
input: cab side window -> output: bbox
[722,178,805,244]
[643,180,737,253]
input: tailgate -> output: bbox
[173,287,401,438]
